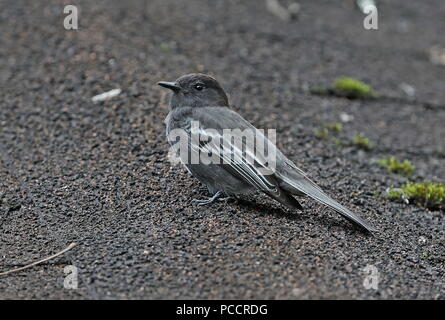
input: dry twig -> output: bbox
[0,242,77,276]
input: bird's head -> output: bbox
[158,73,229,109]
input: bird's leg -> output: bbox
[193,190,226,206]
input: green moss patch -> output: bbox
[310,77,373,99]
[314,122,343,140]
[352,134,373,150]
[378,157,415,176]
[333,77,373,99]
[387,181,445,209]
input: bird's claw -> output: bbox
[193,191,229,206]
[217,196,232,202]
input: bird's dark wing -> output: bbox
[189,107,302,209]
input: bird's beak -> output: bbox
[157,81,181,92]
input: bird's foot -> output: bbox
[217,196,233,202]
[193,190,227,206]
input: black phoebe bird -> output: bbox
[158,73,377,232]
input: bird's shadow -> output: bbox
[192,187,373,235]
[224,195,372,235]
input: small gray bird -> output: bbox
[158,73,377,232]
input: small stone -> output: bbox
[339,112,354,123]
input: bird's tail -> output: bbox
[277,172,377,232]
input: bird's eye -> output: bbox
[194,83,204,91]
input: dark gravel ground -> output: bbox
[0,0,444,299]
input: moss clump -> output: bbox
[333,77,373,99]
[331,134,373,150]
[387,181,445,209]
[325,122,343,133]
[352,134,373,150]
[378,157,415,176]
[314,122,343,140]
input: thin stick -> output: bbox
[0,242,77,276]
